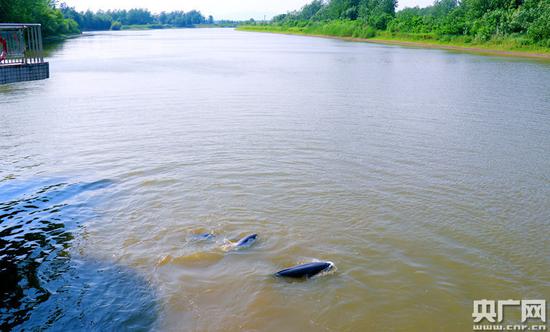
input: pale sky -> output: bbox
[63,0,434,21]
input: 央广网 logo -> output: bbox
[473,299,546,331]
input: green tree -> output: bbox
[263,0,550,47]
[110,21,122,31]
[0,0,80,36]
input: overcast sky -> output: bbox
[62,0,435,21]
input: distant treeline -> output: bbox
[60,6,214,31]
[257,0,550,47]
[0,0,227,37]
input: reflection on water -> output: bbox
[17,258,158,331]
[0,179,157,330]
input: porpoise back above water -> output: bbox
[275,261,335,279]
[236,234,258,248]
[195,233,215,240]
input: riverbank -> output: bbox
[238,25,550,59]
[119,23,235,30]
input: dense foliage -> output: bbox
[0,1,213,37]
[266,0,550,47]
[60,6,209,31]
[0,0,79,36]
[273,0,398,29]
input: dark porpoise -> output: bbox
[196,233,215,240]
[275,261,335,279]
[236,234,258,248]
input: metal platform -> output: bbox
[0,23,49,84]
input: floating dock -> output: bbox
[0,23,49,85]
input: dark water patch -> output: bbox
[0,178,157,330]
[14,258,158,331]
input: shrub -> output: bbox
[110,21,122,30]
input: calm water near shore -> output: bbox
[1,28,549,331]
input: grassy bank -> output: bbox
[238,23,550,58]
[195,23,238,28]
[120,24,171,30]
[119,24,233,30]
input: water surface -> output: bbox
[1,28,550,331]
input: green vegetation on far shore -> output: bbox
[119,23,238,31]
[0,0,80,37]
[60,7,214,31]
[238,0,550,56]
[238,22,550,55]
[1,1,234,41]
[119,24,170,30]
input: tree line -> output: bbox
[268,0,550,46]
[60,6,213,31]
[0,0,214,37]
[0,0,80,36]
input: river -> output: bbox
[1,28,549,331]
